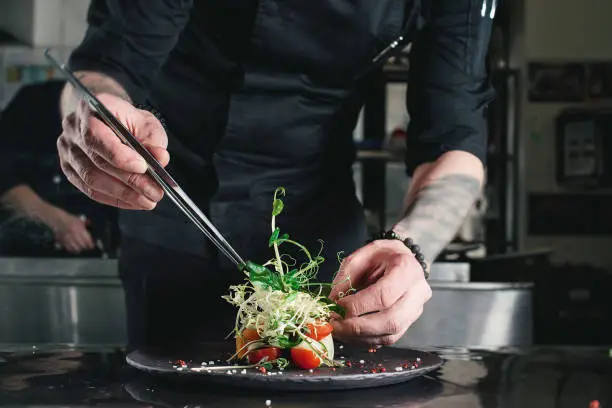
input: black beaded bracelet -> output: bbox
[368,230,430,280]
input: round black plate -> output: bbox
[126,342,444,391]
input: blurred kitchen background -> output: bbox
[0,0,611,350]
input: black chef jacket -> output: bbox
[68,0,495,279]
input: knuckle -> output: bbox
[385,318,402,335]
[377,285,393,310]
[346,319,361,337]
[80,167,97,187]
[125,172,142,188]
[424,284,433,301]
[81,124,96,145]
[90,153,108,169]
[57,135,68,155]
[392,252,411,269]
[370,239,384,250]
[61,115,74,132]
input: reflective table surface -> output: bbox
[1,344,610,407]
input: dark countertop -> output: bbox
[1,344,611,407]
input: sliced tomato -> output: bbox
[236,327,261,358]
[305,321,333,341]
[291,346,322,370]
[247,347,281,365]
[291,334,335,370]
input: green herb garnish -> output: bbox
[222,187,352,368]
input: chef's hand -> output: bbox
[57,93,169,210]
[329,239,432,346]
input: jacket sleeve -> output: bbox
[404,0,496,175]
[68,0,194,103]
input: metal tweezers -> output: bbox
[44,49,246,268]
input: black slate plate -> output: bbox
[126,341,444,391]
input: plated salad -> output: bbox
[223,187,352,370]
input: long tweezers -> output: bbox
[44,49,245,268]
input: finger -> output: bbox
[87,149,164,202]
[338,254,412,317]
[78,115,149,174]
[147,145,170,167]
[330,240,405,300]
[61,161,150,210]
[79,96,168,160]
[69,232,88,251]
[94,94,169,146]
[81,229,95,249]
[61,141,158,209]
[74,226,95,250]
[333,294,423,341]
[61,237,80,254]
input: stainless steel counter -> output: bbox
[0,257,532,348]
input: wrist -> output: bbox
[370,229,430,280]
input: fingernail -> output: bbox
[129,158,148,173]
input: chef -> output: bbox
[57,0,495,351]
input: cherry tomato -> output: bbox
[305,321,333,341]
[248,347,281,365]
[236,327,260,358]
[291,345,322,370]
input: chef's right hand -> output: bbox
[58,93,169,210]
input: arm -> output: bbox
[2,185,60,222]
[393,0,496,264]
[61,0,194,116]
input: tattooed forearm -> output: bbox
[60,71,131,116]
[393,174,481,263]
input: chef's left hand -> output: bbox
[329,239,432,346]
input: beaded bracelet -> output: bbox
[368,230,430,280]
